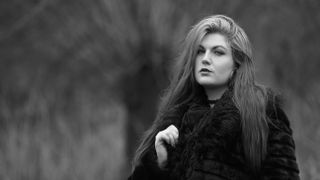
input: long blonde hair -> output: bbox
[132,15,269,174]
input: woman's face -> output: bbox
[194,33,235,89]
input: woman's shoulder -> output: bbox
[262,90,300,179]
[265,89,292,134]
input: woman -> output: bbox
[128,15,300,180]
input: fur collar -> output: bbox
[167,88,244,179]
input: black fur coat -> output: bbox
[128,89,300,180]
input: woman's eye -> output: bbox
[197,49,205,55]
[214,51,225,56]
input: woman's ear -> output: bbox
[229,70,234,81]
[228,69,236,88]
[230,68,236,77]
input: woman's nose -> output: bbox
[201,53,211,65]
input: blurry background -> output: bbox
[0,0,319,179]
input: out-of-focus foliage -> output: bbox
[0,0,319,179]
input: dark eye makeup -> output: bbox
[197,47,205,54]
[197,46,227,56]
[214,50,225,56]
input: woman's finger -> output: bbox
[162,132,173,146]
[172,132,178,145]
[156,131,167,145]
[167,125,179,146]
[156,125,179,147]
[168,125,178,133]
[172,130,178,139]
[168,133,175,147]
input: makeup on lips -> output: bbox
[199,68,213,74]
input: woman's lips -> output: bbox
[199,68,212,73]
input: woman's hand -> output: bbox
[155,124,179,169]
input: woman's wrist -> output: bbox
[157,156,167,169]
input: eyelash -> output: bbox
[196,49,225,56]
[197,49,205,54]
[214,51,225,56]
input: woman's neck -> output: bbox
[204,86,228,101]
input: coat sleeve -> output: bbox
[128,106,187,180]
[128,148,172,180]
[261,106,300,180]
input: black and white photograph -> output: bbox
[0,0,319,179]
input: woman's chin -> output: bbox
[198,81,228,89]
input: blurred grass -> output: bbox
[0,98,127,180]
[287,86,320,180]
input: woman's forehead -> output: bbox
[200,33,231,50]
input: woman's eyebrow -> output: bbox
[198,45,205,49]
[212,45,227,51]
[199,44,228,51]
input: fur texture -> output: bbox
[128,89,300,180]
